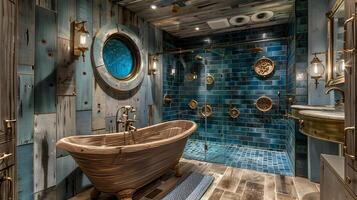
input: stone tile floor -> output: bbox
[71,158,319,200]
[184,139,294,176]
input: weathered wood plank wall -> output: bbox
[17,0,164,199]
[34,6,57,114]
[0,0,17,199]
[17,0,36,199]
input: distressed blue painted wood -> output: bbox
[57,38,76,95]
[56,96,76,158]
[58,0,76,39]
[76,110,92,135]
[34,113,57,193]
[18,0,35,65]
[75,0,93,111]
[17,72,34,145]
[56,155,77,199]
[17,144,34,200]
[105,116,116,133]
[75,168,92,193]
[34,6,57,114]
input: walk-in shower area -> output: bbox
[163,25,295,176]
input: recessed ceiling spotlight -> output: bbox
[195,27,200,31]
[251,11,274,22]
[150,4,157,10]
[229,15,250,26]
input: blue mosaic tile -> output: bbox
[183,139,293,176]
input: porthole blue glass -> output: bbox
[103,38,134,79]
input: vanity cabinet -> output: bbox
[345,0,357,196]
[321,155,357,200]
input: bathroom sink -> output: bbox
[297,109,345,144]
[291,104,335,111]
[291,105,336,119]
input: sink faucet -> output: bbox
[325,87,345,107]
[115,105,137,133]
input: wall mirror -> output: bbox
[326,0,345,86]
[92,23,146,93]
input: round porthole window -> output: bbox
[103,36,136,79]
[92,24,146,93]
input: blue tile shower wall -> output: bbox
[286,0,309,177]
[163,33,181,121]
[163,25,289,151]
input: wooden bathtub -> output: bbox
[56,120,197,200]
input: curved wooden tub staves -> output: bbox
[56,120,197,200]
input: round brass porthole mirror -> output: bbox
[92,23,146,93]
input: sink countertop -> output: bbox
[299,110,344,121]
[291,105,336,111]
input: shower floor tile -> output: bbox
[183,139,294,176]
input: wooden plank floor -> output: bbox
[70,158,320,200]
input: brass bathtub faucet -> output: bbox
[115,106,137,144]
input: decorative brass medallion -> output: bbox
[188,99,198,109]
[206,74,215,85]
[201,104,213,118]
[254,56,275,77]
[163,94,172,105]
[228,107,240,119]
[185,73,195,81]
[255,96,273,112]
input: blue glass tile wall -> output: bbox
[286,0,309,177]
[163,24,291,152]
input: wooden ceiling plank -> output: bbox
[150,0,293,25]
[153,3,292,29]
[141,0,291,22]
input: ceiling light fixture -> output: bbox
[195,27,200,31]
[150,4,157,10]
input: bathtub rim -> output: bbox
[56,120,197,154]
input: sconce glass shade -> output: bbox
[149,55,158,75]
[308,56,325,78]
[79,31,90,49]
[335,59,345,76]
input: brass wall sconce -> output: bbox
[148,54,158,75]
[73,21,90,62]
[308,52,326,88]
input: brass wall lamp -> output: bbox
[148,54,159,75]
[73,21,90,62]
[308,52,326,88]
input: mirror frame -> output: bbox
[92,23,146,93]
[326,0,345,86]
